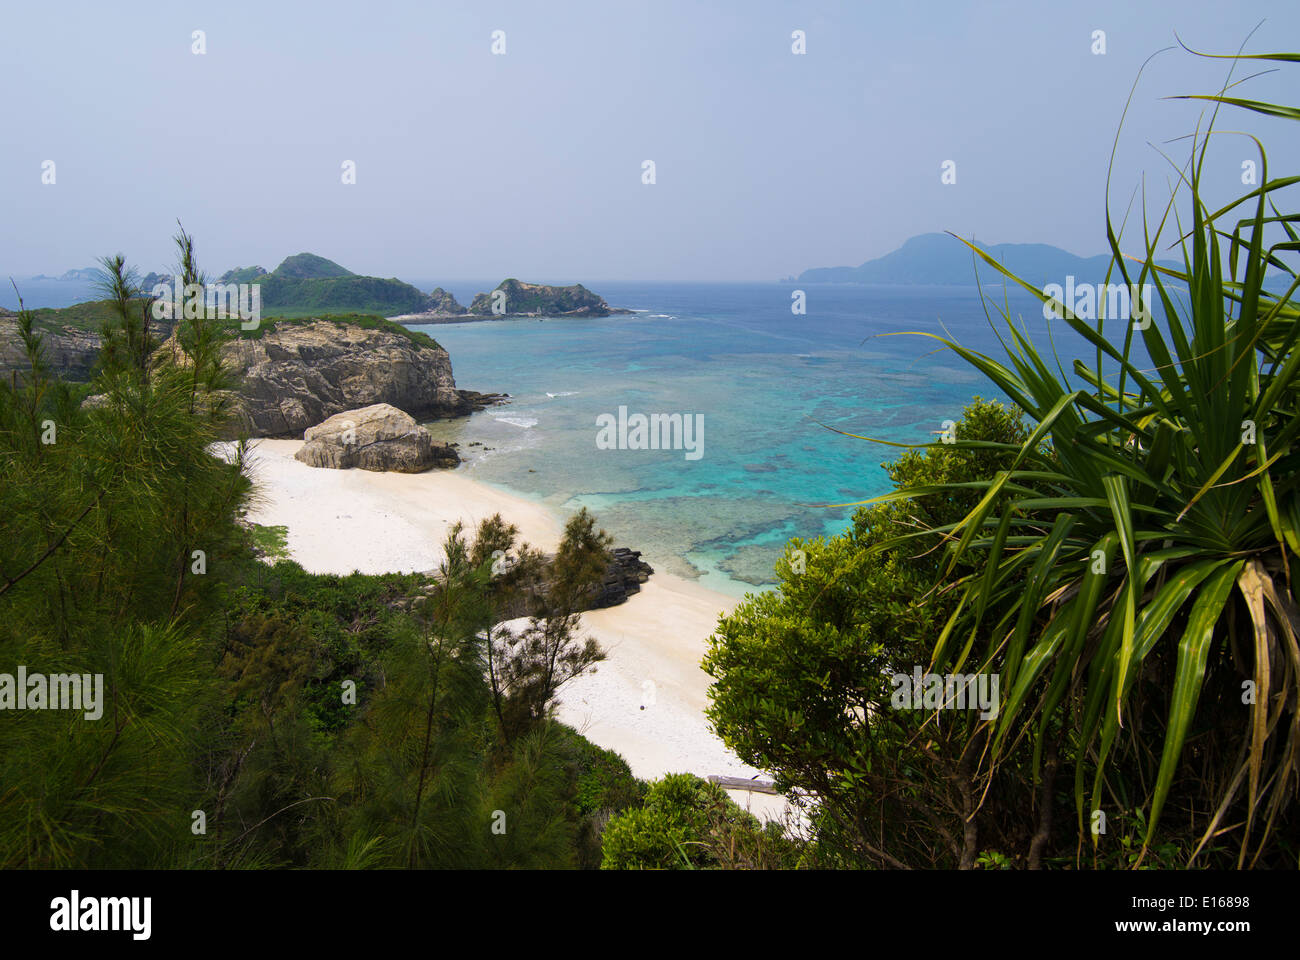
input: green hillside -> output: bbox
[14,299,149,333]
[270,252,354,279]
[258,274,431,315]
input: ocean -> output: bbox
[409,281,1067,596]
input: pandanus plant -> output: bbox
[860,45,1300,866]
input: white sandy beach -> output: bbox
[227,439,788,820]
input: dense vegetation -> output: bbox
[600,773,796,869]
[249,252,432,315]
[257,274,431,316]
[0,232,644,868]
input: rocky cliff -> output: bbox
[426,287,467,314]
[4,307,503,436]
[215,319,496,437]
[0,311,173,383]
[592,547,655,608]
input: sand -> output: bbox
[223,439,790,821]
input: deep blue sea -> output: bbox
[7,276,1155,596]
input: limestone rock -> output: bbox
[592,547,655,608]
[219,319,474,437]
[6,314,504,439]
[427,287,467,314]
[0,316,172,383]
[293,403,459,473]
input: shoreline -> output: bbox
[225,439,787,819]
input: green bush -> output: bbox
[600,773,790,869]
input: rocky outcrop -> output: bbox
[427,287,466,314]
[215,318,489,437]
[0,315,173,383]
[467,279,630,318]
[0,319,99,382]
[218,266,268,284]
[29,313,502,436]
[294,403,458,472]
[591,547,654,608]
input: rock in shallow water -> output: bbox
[294,402,459,473]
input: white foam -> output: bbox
[494,415,538,429]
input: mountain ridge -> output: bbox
[797,233,1181,286]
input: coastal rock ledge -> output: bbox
[294,403,459,473]
[218,319,500,438]
[592,547,655,608]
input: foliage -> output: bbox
[248,523,290,561]
[0,229,628,870]
[0,226,250,867]
[16,298,153,335]
[267,253,354,280]
[600,773,794,869]
[852,49,1300,866]
[257,274,429,316]
[483,508,610,744]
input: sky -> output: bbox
[2,0,1299,282]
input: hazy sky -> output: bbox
[3,0,1298,282]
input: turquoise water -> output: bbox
[412,282,1057,596]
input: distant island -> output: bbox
[25,267,105,282]
[133,254,629,321]
[202,253,434,317]
[12,254,630,326]
[796,233,1180,287]
[394,278,631,323]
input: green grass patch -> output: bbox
[19,299,147,333]
[249,523,290,562]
